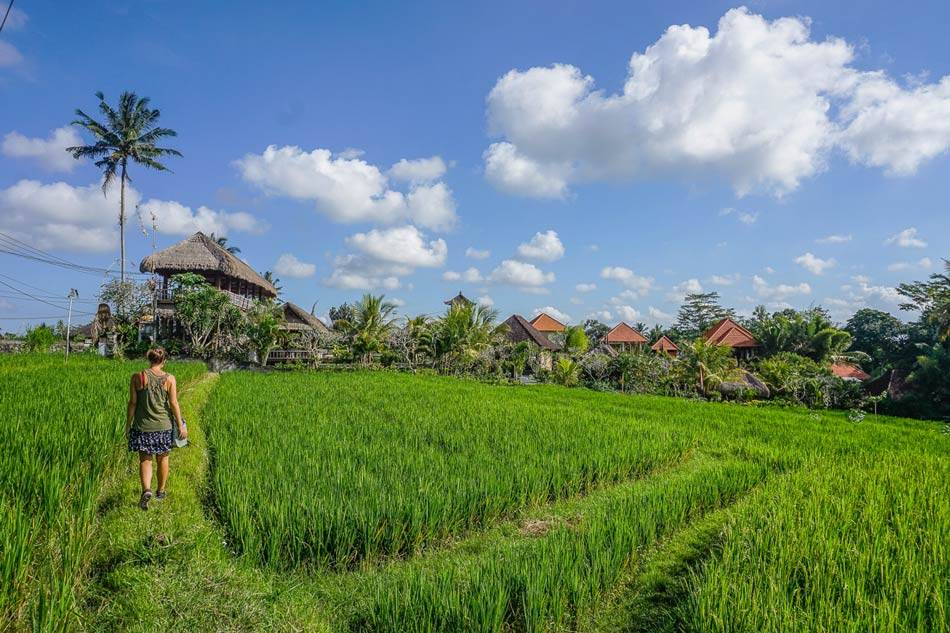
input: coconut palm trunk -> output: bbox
[119,160,127,283]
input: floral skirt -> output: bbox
[128,428,173,454]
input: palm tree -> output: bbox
[68,91,181,284]
[337,293,398,364]
[682,338,737,395]
[432,303,507,372]
[210,233,241,254]
[261,270,282,294]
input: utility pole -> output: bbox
[65,288,78,361]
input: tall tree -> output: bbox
[845,308,906,372]
[68,91,181,285]
[674,292,735,339]
[898,259,950,341]
[582,319,610,347]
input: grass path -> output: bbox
[80,373,330,632]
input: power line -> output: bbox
[0,231,150,278]
[0,278,95,315]
[0,0,14,35]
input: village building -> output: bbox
[444,292,475,310]
[701,317,760,359]
[503,314,558,370]
[650,335,679,357]
[830,362,871,381]
[529,312,566,334]
[604,322,648,352]
[139,232,278,337]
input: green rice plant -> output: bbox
[679,453,950,633]
[343,457,770,632]
[0,353,204,631]
[204,371,700,569]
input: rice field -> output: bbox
[202,371,949,632]
[2,359,947,632]
[0,354,204,630]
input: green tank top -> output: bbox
[132,369,174,432]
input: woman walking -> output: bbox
[126,347,187,510]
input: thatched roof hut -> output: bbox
[281,302,331,335]
[140,232,277,297]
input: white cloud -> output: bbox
[483,8,950,198]
[0,41,24,68]
[236,145,457,230]
[668,278,703,301]
[2,127,82,172]
[488,259,555,291]
[710,273,740,286]
[648,306,673,324]
[142,199,267,237]
[569,296,583,305]
[839,75,950,175]
[720,208,758,224]
[615,305,641,322]
[752,275,811,300]
[516,229,565,262]
[884,227,927,248]
[483,141,570,199]
[476,295,494,307]
[575,282,597,292]
[794,252,836,275]
[0,179,264,253]
[346,225,447,268]
[323,253,404,290]
[388,156,447,184]
[887,257,931,272]
[600,266,653,297]
[816,233,852,244]
[465,247,490,260]
[441,267,483,283]
[588,309,614,322]
[389,298,406,307]
[273,253,316,279]
[533,306,571,324]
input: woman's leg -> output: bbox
[156,452,170,492]
[139,452,153,492]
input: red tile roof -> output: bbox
[830,363,871,381]
[529,312,566,333]
[650,335,679,353]
[606,322,648,344]
[702,318,759,349]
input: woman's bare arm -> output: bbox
[126,375,138,433]
[167,375,188,439]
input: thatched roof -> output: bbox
[504,314,558,351]
[281,302,331,334]
[140,232,277,296]
[445,292,475,307]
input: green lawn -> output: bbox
[1,361,947,631]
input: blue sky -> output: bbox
[1,0,948,331]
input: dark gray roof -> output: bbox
[503,314,558,351]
